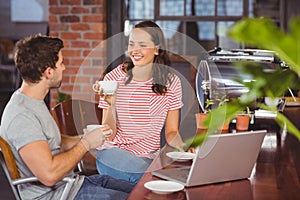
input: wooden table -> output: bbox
[127,130,300,200]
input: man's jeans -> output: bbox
[74,174,135,200]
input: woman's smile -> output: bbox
[128,28,158,67]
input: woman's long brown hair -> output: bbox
[122,20,174,95]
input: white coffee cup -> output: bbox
[265,97,279,108]
[92,81,118,94]
[86,124,104,132]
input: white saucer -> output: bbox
[144,180,184,194]
[166,152,196,162]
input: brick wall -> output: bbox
[48,0,106,108]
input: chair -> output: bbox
[0,136,75,200]
[51,99,102,175]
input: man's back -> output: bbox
[0,90,78,199]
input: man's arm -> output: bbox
[60,134,80,151]
[19,140,87,186]
[19,127,108,187]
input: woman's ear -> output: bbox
[155,46,159,55]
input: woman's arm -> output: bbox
[102,104,117,141]
[96,80,118,140]
[165,109,195,152]
[164,109,184,151]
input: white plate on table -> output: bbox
[166,152,196,162]
[144,180,184,194]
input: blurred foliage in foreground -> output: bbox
[184,17,300,149]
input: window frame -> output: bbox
[106,0,251,68]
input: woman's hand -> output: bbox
[173,142,196,153]
[102,93,116,106]
[93,80,116,106]
[186,147,196,153]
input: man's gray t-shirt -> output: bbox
[0,90,83,199]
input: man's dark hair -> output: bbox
[14,34,64,83]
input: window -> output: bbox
[106,0,282,71]
[123,0,252,53]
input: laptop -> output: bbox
[152,130,267,187]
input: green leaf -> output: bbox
[228,17,300,75]
[183,102,244,149]
[276,112,300,141]
[184,16,300,148]
[184,132,208,149]
[56,91,71,104]
[228,18,284,48]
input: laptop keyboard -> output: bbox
[153,166,191,183]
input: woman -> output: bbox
[95,20,186,184]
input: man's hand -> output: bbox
[81,124,113,150]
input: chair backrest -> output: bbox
[51,99,102,136]
[51,99,101,175]
[0,136,75,200]
[0,136,21,199]
[0,136,20,180]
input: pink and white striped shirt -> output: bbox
[99,65,183,158]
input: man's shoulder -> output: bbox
[2,95,32,121]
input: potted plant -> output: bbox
[235,107,251,132]
[195,94,230,132]
[56,90,71,104]
[185,17,300,149]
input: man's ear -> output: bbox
[43,67,53,79]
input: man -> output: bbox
[0,34,134,199]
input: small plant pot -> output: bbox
[220,121,230,133]
[195,113,230,133]
[195,113,209,130]
[236,114,250,132]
